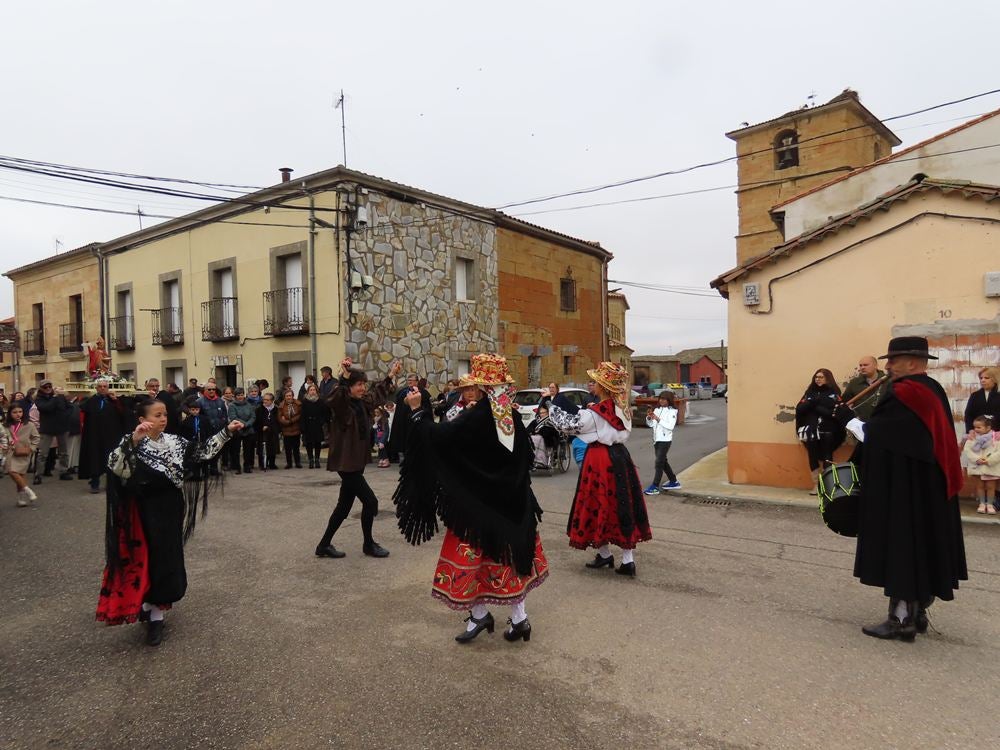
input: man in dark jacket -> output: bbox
[196,382,227,475]
[33,380,74,484]
[386,372,430,464]
[833,336,967,642]
[78,379,129,493]
[841,355,887,421]
[318,366,336,399]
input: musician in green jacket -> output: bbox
[841,356,887,421]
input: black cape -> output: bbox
[392,398,541,576]
[78,395,129,480]
[854,374,967,602]
[387,386,431,457]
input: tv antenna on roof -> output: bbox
[334,90,348,166]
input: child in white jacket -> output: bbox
[644,390,680,495]
[963,415,999,514]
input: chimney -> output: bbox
[279,167,293,183]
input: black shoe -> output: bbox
[455,611,495,643]
[503,617,532,643]
[33,475,42,486]
[138,608,150,623]
[615,561,637,577]
[268,464,277,470]
[146,620,164,647]
[59,471,74,480]
[915,597,934,634]
[862,600,916,642]
[43,471,53,477]
[244,467,253,474]
[363,542,390,558]
[295,463,302,469]
[315,544,346,559]
[585,553,614,569]
[234,468,242,475]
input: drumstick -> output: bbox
[845,375,889,408]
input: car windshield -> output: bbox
[514,391,541,406]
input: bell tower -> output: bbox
[726,89,900,265]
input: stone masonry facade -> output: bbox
[344,191,498,387]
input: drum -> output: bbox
[818,462,860,537]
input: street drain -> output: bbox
[683,497,731,507]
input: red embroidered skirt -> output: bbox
[96,502,150,626]
[567,442,652,551]
[431,529,549,610]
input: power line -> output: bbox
[512,141,1000,217]
[494,87,1000,210]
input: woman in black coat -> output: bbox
[300,383,330,469]
[963,366,998,433]
[795,368,845,492]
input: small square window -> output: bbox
[563,356,572,376]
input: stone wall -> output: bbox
[345,192,498,388]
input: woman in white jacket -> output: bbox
[644,390,680,495]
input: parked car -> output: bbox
[713,383,728,398]
[513,387,590,425]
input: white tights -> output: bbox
[467,599,528,631]
[598,544,634,564]
[142,602,165,622]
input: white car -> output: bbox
[513,388,591,425]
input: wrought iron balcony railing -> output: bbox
[108,315,134,351]
[59,322,84,354]
[23,328,44,356]
[201,297,239,342]
[263,287,309,336]
[151,307,184,346]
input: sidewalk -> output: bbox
[677,447,1000,526]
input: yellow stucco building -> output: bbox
[4,243,102,391]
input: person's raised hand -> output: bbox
[540,388,551,399]
[389,359,402,379]
[404,388,422,410]
[340,357,353,376]
[132,421,154,444]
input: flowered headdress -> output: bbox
[586,361,631,416]
[465,353,517,451]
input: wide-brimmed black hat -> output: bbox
[878,336,938,360]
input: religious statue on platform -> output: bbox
[87,336,113,377]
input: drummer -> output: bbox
[832,336,966,642]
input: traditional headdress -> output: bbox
[465,353,517,451]
[586,361,632,416]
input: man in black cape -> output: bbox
[78,379,130,494]
[834,336,966,641]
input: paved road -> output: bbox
[3,399,999,749]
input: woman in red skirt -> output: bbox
[394,354,548,644]
[544,361,651,577]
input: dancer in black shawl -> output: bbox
[833,336,967,641]
[394,354,547,644]
[96,398,244,646]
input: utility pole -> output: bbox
[721,339,726,383]
[335,90,347,166]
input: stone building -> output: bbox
[4,243,101,391]
[607,291,633,382]
[6,167,611,393]
[726,90,900,265]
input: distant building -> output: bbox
[607,290,633,383]
[631,346,726,388]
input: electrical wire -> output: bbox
[494,87,1000,210]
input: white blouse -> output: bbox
[547,403,631,446]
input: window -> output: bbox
[563,356,572,376]
[456,359,471,378]
[874,141,882,161]
[34,372,46,384]
[266,243,309,335]
[559,278,577,312]
[113,286,134,350]
[455,257,474,302]
[165,366,184,388]
[119,368,135,384]
[774,129,799,170]
[527,355,541,387]
[203,262,239,341]
[154,272,183,345]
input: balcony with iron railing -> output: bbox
[59,322,85,355]
[201,297,239,342]
[23,328,44,357]
[151,307,184,346]
[263,287,309,336]
[108,315,134,351]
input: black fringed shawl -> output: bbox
[392,397,542,576]
[104,434,224,571]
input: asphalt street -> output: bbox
[2,398,999,749]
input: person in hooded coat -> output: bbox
[394,354,548,644]
[833,336,967,642]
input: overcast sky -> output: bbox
[3,1,1000,355]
